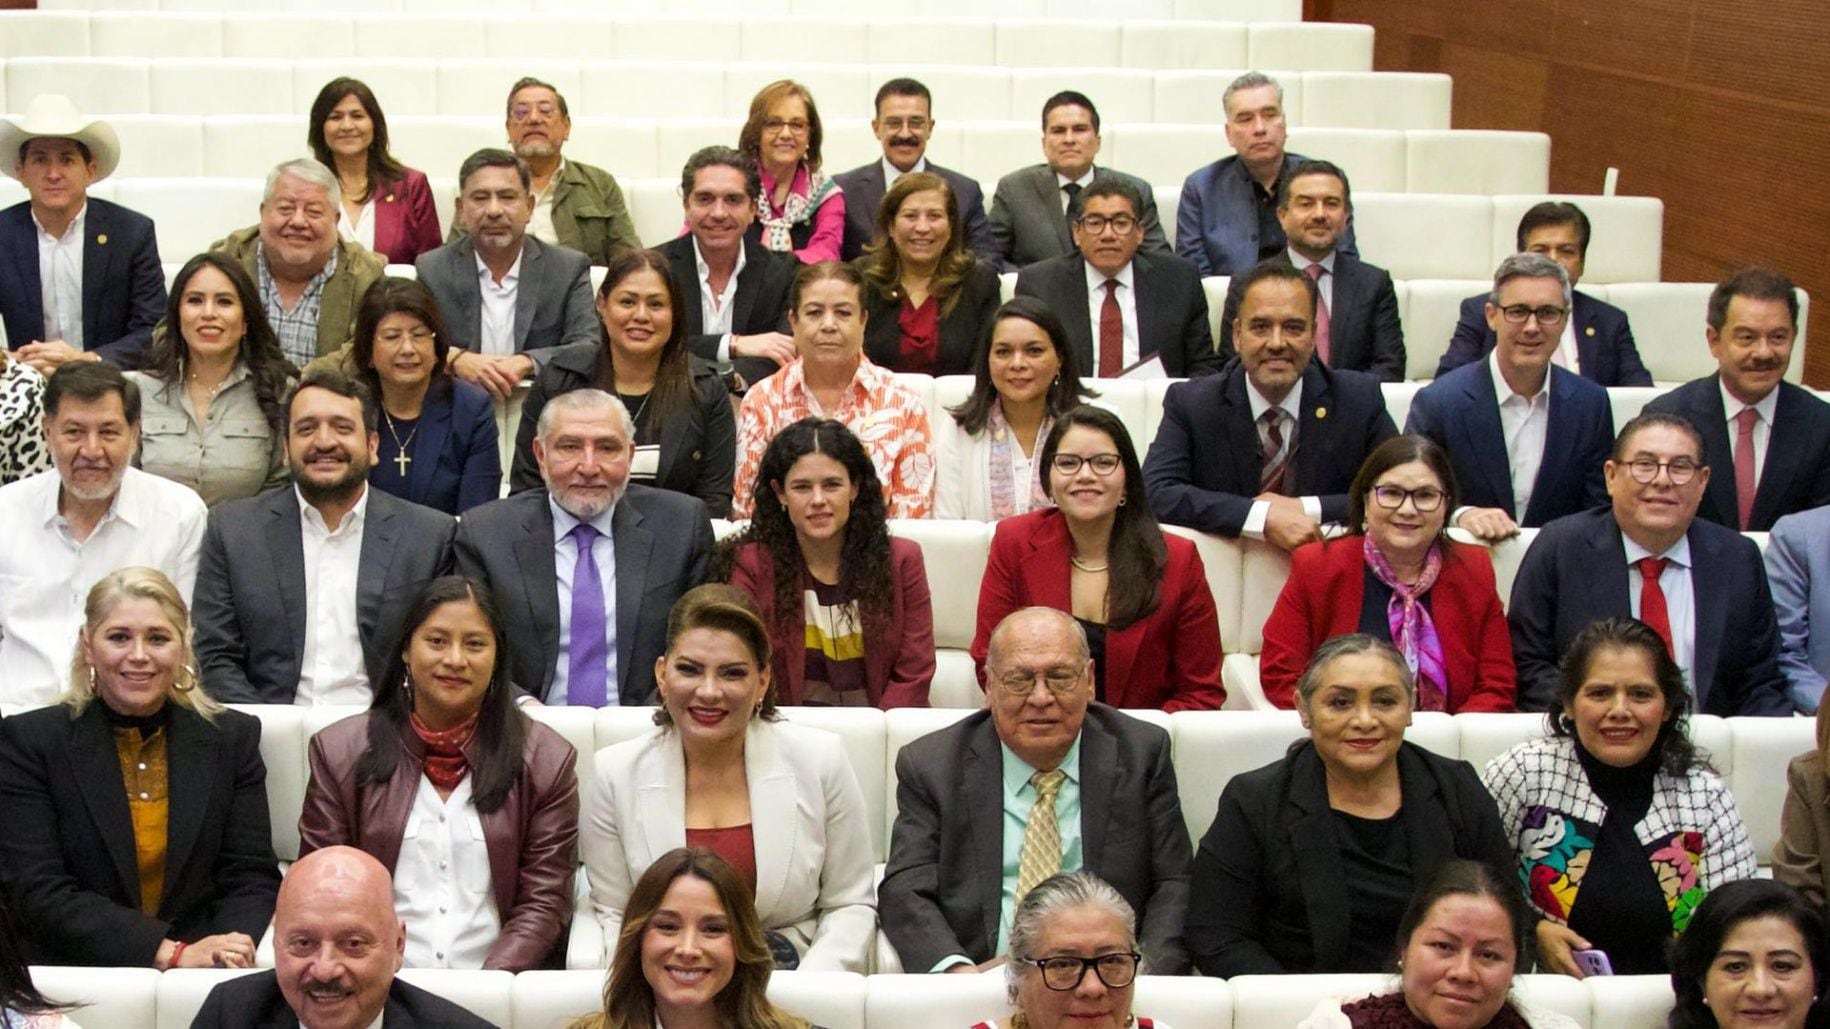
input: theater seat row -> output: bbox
[34,0,1306,24]
[31,965,1683,1029]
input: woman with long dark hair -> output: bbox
[306,77,441,265]
[855,172,999,376]
[298,575,579,971]
[972,405,1225,710]
[511,249,735,515]
[717,418,934,708]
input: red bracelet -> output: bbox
[168,941,188,969]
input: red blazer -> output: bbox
[971,507,1227,711]
[1259,536,1516,712]
[372,168,443,266]
[728,537,936,708]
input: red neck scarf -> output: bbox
[409,710,479,791]
[1340,992,1531,1029]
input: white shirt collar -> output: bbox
[882,154,926,188]
[1245,378,1304,424]
[31,202,86,243]
[1621,530,1692,568]
[1489,351,1549,404]
[1081,258,1135,294]
[1719,377,1779,425]
[691,234,746,281]
[1055,167,1096,190]
[1285,247,1336,276]
[296,483,370,536]
[474,247,524,289]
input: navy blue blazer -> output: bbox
[1174,153,1357,277]
[832,159,997,264]
[1143,358,1397,536]
[1405,361,1612,526]
[1644,377,1830,533]
[1506,506,1792,716]
[1435,290,1653,386]
[1218,250,1404,381]
[1014,250,1219,378]
[0,198,165,367]
[371,377,501,515]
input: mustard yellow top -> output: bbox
[112,726,169,916]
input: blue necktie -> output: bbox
[567,523,609,707]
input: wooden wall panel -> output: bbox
[1312,0,1830,386]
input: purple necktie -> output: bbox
[567,523,609,707]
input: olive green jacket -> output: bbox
[209,226,387,360]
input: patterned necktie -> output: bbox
[1098,279,1123,377]
[1635,557,1673,657]
[1015,769,1067,905]
[1734,407,1759,530]
[1304,262,1332,366]
[1259,408,1290,494]
[567,523,609,706]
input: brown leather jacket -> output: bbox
[298,713,579,971]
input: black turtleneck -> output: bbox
[100,700,172,740]
[1566,735,1671,974]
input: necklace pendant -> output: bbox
[394,451,412,476]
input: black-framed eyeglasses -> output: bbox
[1497,304,1569,326]
[1074,214,1137,235]
[1050,453,1122,477]
[1370,485,1445,512]
[1029,952,1141,991]
[1622,457,1701,485]
[992,664,1088,696]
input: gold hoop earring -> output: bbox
[87,666,96,691]
[173,664,197,693]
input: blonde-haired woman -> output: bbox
[0,567,281,968]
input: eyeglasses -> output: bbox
[992,665,1088,696]
[879,117,929,133]
[1497,304,1569,326]
[1370,485,1445,512]
[509,102,560,123]
[764,118,811,137]
[1050,453,1122,477]
[1029,952,1141,992]
[1075,214,1137,235]
[1621,457,1701,485]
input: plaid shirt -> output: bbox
[258,242,339,367]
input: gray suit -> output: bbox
[193,486,456,704]
[879,705,1191,974]
[1767,504,1830,713]
[452,485,713,705]
[414,236,597,367]
[987,164,1171,271]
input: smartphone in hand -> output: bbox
[1572,949,1614,977]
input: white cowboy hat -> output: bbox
[0,94,122,183]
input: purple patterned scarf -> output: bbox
[1363,536,1448,711]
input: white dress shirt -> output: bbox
[295,485,371,707]
[475,249,524,357]
[393,775,501,969]
[1081,259,1140,371]
[1554,315,1581,373]
[693,235,747,362]
[1285,247,1336,313]
[1241,380,1324,537]
[1056,168,1095,214]
[882,155,927,191]
[1720,379,1778,485]
[338,199,377,253]
[1490,353,1551,520]
[35,204,86,347]
[529,160,563,246]
[1623,533,1697,687]
[0,468,207,706]
[550,495,618,706]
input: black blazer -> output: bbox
[879,705,1191,974]
[1186,740,1511,977]
[1404,360,1612,527]
[453,484,714,705]
[1437,290,1653,387]
[832,159,999,264]
[193,486,457,704]
[1218,251,1406,381]
[0,703,280,966]
[1014,250,1219,378]
[508,344,736,517]
[1143,358,1397,536]
[657,234,795,387]
[1644,377,1830,532]
[189,969,496,1029]
[0,198,165,368]
[859,259,1001,376]
[1506,506,1793,715]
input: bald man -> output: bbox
[189,846,495,1029]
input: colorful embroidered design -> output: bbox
[1518,806,1595,921]
[1653,830,1707,932]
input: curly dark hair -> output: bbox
[147,251,295,435]
[1038,405,1165,631]
[1550,616,1701,777]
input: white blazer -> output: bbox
[582,719,877,971]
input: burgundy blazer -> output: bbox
[971,507,1227,711]
[298,713,579,971]
[1259,536,1516,712]
[727,536,936,708]
[372,169,443,267]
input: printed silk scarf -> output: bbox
[410,710,479,790]
[985,403,1051,520]
[757,164,838,253]
[1363,535,1448,711]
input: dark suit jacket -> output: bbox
[193,486,457,704]
[415,236,596,366]
[1014,251,1217,377]
[880,705,1192,973]
[0,198,165,367]
[452,485,714,704]
[508,345,736,517]
[370,169,444,267]
[0,704,280,966]
[1644,377,1830,532]
[1186,740,1512,976]
[1219,250,1405,381]
[189,969,497,1029]
[1405,360,1612,526]
[1174,152,1358,277]
[987,164,1170,271]
[1506,506,1792,715]
[833,159,998,264]
[860,259,1001,376]
[657,234,795,386]
[1436,290,1652,386]
[1143,359,1397,536]
[372,377,501,515]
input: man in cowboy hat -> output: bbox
[0,94,165,371]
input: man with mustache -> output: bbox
[1643,266,1830,532]
[0,362,205,706]
[192,368,455,705]
[1216,161,1404,381]
[832,78,997,264]
[189,846,494,1028]
[495,76,640,267]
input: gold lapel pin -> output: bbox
[385,194,396,203]
[96,234,108,245]
[1585,326,1595,336]
[1315,407,1327,419]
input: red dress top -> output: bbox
[685,823,758,894]
[897,294,941,373]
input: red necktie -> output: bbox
[1635,557,1673,657]
[1304,262,1332,366]
[1734,407,1759,530]
[1098,279,1122,377]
